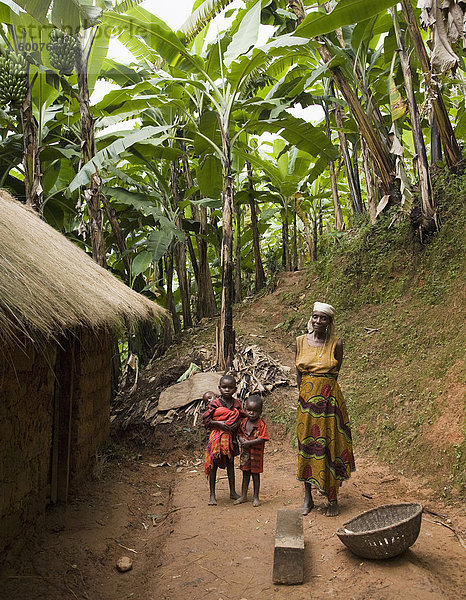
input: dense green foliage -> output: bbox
[1,0,465,369]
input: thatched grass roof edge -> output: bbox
[0,190,166,345]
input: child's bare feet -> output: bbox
[252,498,261,507]
[301,499,315,515]
[233,495,247,505]
[325,501,339,516]
[208,495,217,506]
[230,491,241,500]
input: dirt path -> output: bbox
[150,271,464,599]
[1,271,464,599]
[149,441,464,600]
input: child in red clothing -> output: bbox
[234,395,269,507]
[202,375,246,505]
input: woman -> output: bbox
[295,301,355,516]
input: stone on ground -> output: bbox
[116,556,133,572]
[272,509,304,585]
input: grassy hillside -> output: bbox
[289,168,465,498]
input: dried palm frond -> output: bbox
[419,0,465,73]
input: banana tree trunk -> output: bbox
[334,102,363,214]
[401,0,462,169]
[431,114,442,164]
[198,204,218,318]
[329,158,344,230]
[246,162,266,291]
[164,242,181,336]
[392,7,435,227]
[234,203,242,303]
[351,140,363,208]
[100,193,131,282]
[217,122,235,371]
[174,234,193,328]
[170,160,193,328]
[281,203,291,271]
[76,36,106,268]
[295,198,312,263]
[289,0,306,21]
[324,103,344,231]
[311,217,317,261]
[361,136,378,224]
[180,143,217,319]
[318,198,323,236]
[179,150,200,283]
[292,196,298,271]
[185,232,199,282]
[319,44,395,196]
[21,74,43,212]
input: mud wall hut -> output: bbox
[0,191,164,556]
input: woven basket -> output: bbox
[336,502,423,559]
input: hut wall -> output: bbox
[69,330,112,481]
[0,342,57,554]
[0,329,114,556]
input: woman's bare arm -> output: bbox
[334,339,343,373]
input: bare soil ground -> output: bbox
[1,272,464,600]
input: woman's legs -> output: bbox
[301,481,314,515]
[301,483,339,515]
[325,499,339,516]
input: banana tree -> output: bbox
[3,0,101,208]
[258,1,394,215]
[0,8,44,209]
[292,2,399,199]
[106,2,336,369]
[237,138,325,268]
[390,6,435,228]
[322,99,345,230]
[15,0,148,267]
[89,63,218,323]
[400,0,462,169]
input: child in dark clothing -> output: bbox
[202,375,246,505]
[234,395,269,507]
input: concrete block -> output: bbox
[273,509,304,585]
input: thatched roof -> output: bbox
[0,190,165,345]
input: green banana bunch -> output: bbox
[48,29,78,76]
[0,47,28,106]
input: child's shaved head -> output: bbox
[246,394,263,410]
[219,374,236,387]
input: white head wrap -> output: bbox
[313,302,335,317]
[307,302,336,333]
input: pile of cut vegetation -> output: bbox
[111,339,292,431]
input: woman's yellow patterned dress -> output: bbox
[295,334,355,501]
